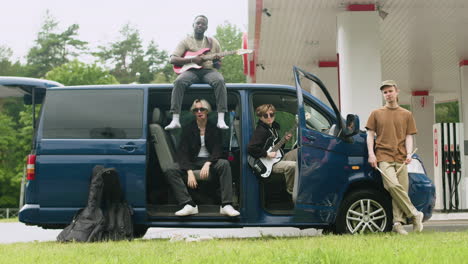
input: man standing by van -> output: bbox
[366,80,424,235]
[165,15,229,130]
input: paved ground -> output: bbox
[1,218,467,244]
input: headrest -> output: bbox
[152,108,164,124]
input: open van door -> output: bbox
[0,76,63,99]
[0,77,63,140]
[292,66,360,224]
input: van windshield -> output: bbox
[41,89,143,139]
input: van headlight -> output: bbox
[407,159,426,174]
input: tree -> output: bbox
[26,11,87,77]
[153,62,177,83]
[436,101,459,123]
[94,23,145,84]
[94,24,172,84]
[142,41,171,83]
[0,45,26,76]
[214,22,246,83]
[0,112,23,207]
[46,60,119,86]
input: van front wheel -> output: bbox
[335,189,392,234]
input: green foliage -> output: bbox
[435,101,459,123]
[214,22,246,83]
[0,45,27,76]
[94,23,170,84]
[26,11,87,77]
[142,41,172,83]
[153,63,177,83]
[0,112,23,207]
[45,60,119,86]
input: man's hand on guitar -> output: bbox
[191,56,204,65]
[267,151,277,159]
[284,132,293,141]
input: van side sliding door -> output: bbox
[35,88,147,224]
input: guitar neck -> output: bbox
[202,50,237,60]
[271,125,298,152]
[271,138,288,152]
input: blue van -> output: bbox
[0,67,435,235]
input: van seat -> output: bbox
[150,108,201,178]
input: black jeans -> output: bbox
[165,158,233,205]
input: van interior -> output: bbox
[146,89,299,218]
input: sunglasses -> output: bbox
[192,107,208,113]
[262,112,275,119]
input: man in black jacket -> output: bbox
[247,104,297,195]
[165,99,239,217]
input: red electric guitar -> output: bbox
[173,48,253,74]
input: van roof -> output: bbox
[49,83,296,91]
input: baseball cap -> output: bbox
[380,80,397,90]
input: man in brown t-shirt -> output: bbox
[165,15,228,130]
[366,80,424,235]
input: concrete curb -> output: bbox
[430,212,468,221]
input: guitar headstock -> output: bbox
[236,49,253,55]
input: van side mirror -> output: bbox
[343,114,359,137]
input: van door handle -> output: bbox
[120,144,137,151]
[305,135,316,142]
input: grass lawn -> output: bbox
[0,217,18,223]
[1,231,468,263]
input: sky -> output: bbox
[0,0,248,62]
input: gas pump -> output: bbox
[433,123,466,211]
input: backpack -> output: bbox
[57,166,134,242]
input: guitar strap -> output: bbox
[207,37,213,50]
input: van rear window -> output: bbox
[41,89,143,139]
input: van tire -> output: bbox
[133,225,149,238]
[335,189,392,234]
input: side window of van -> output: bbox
[304,103,332,135]
[41,89,143,139]
[252,93,298,149]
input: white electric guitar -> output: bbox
[248,124,297,178]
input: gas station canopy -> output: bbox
[247,0,468,104]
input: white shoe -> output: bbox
[392,222,408,235]
[165,120,181,130]
[220,205,240,217]
[413,211,424,232]
[175,204,198,216]
[217,120,229,130]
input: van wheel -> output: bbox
[133,225,149,238]
[335,189,392,234]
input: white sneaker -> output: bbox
[392,222,408,235]
[217,120,229,130]
[220,205,240,217]
[413,211,424,232]
[175,204,198,216]
[164,120,181,130]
